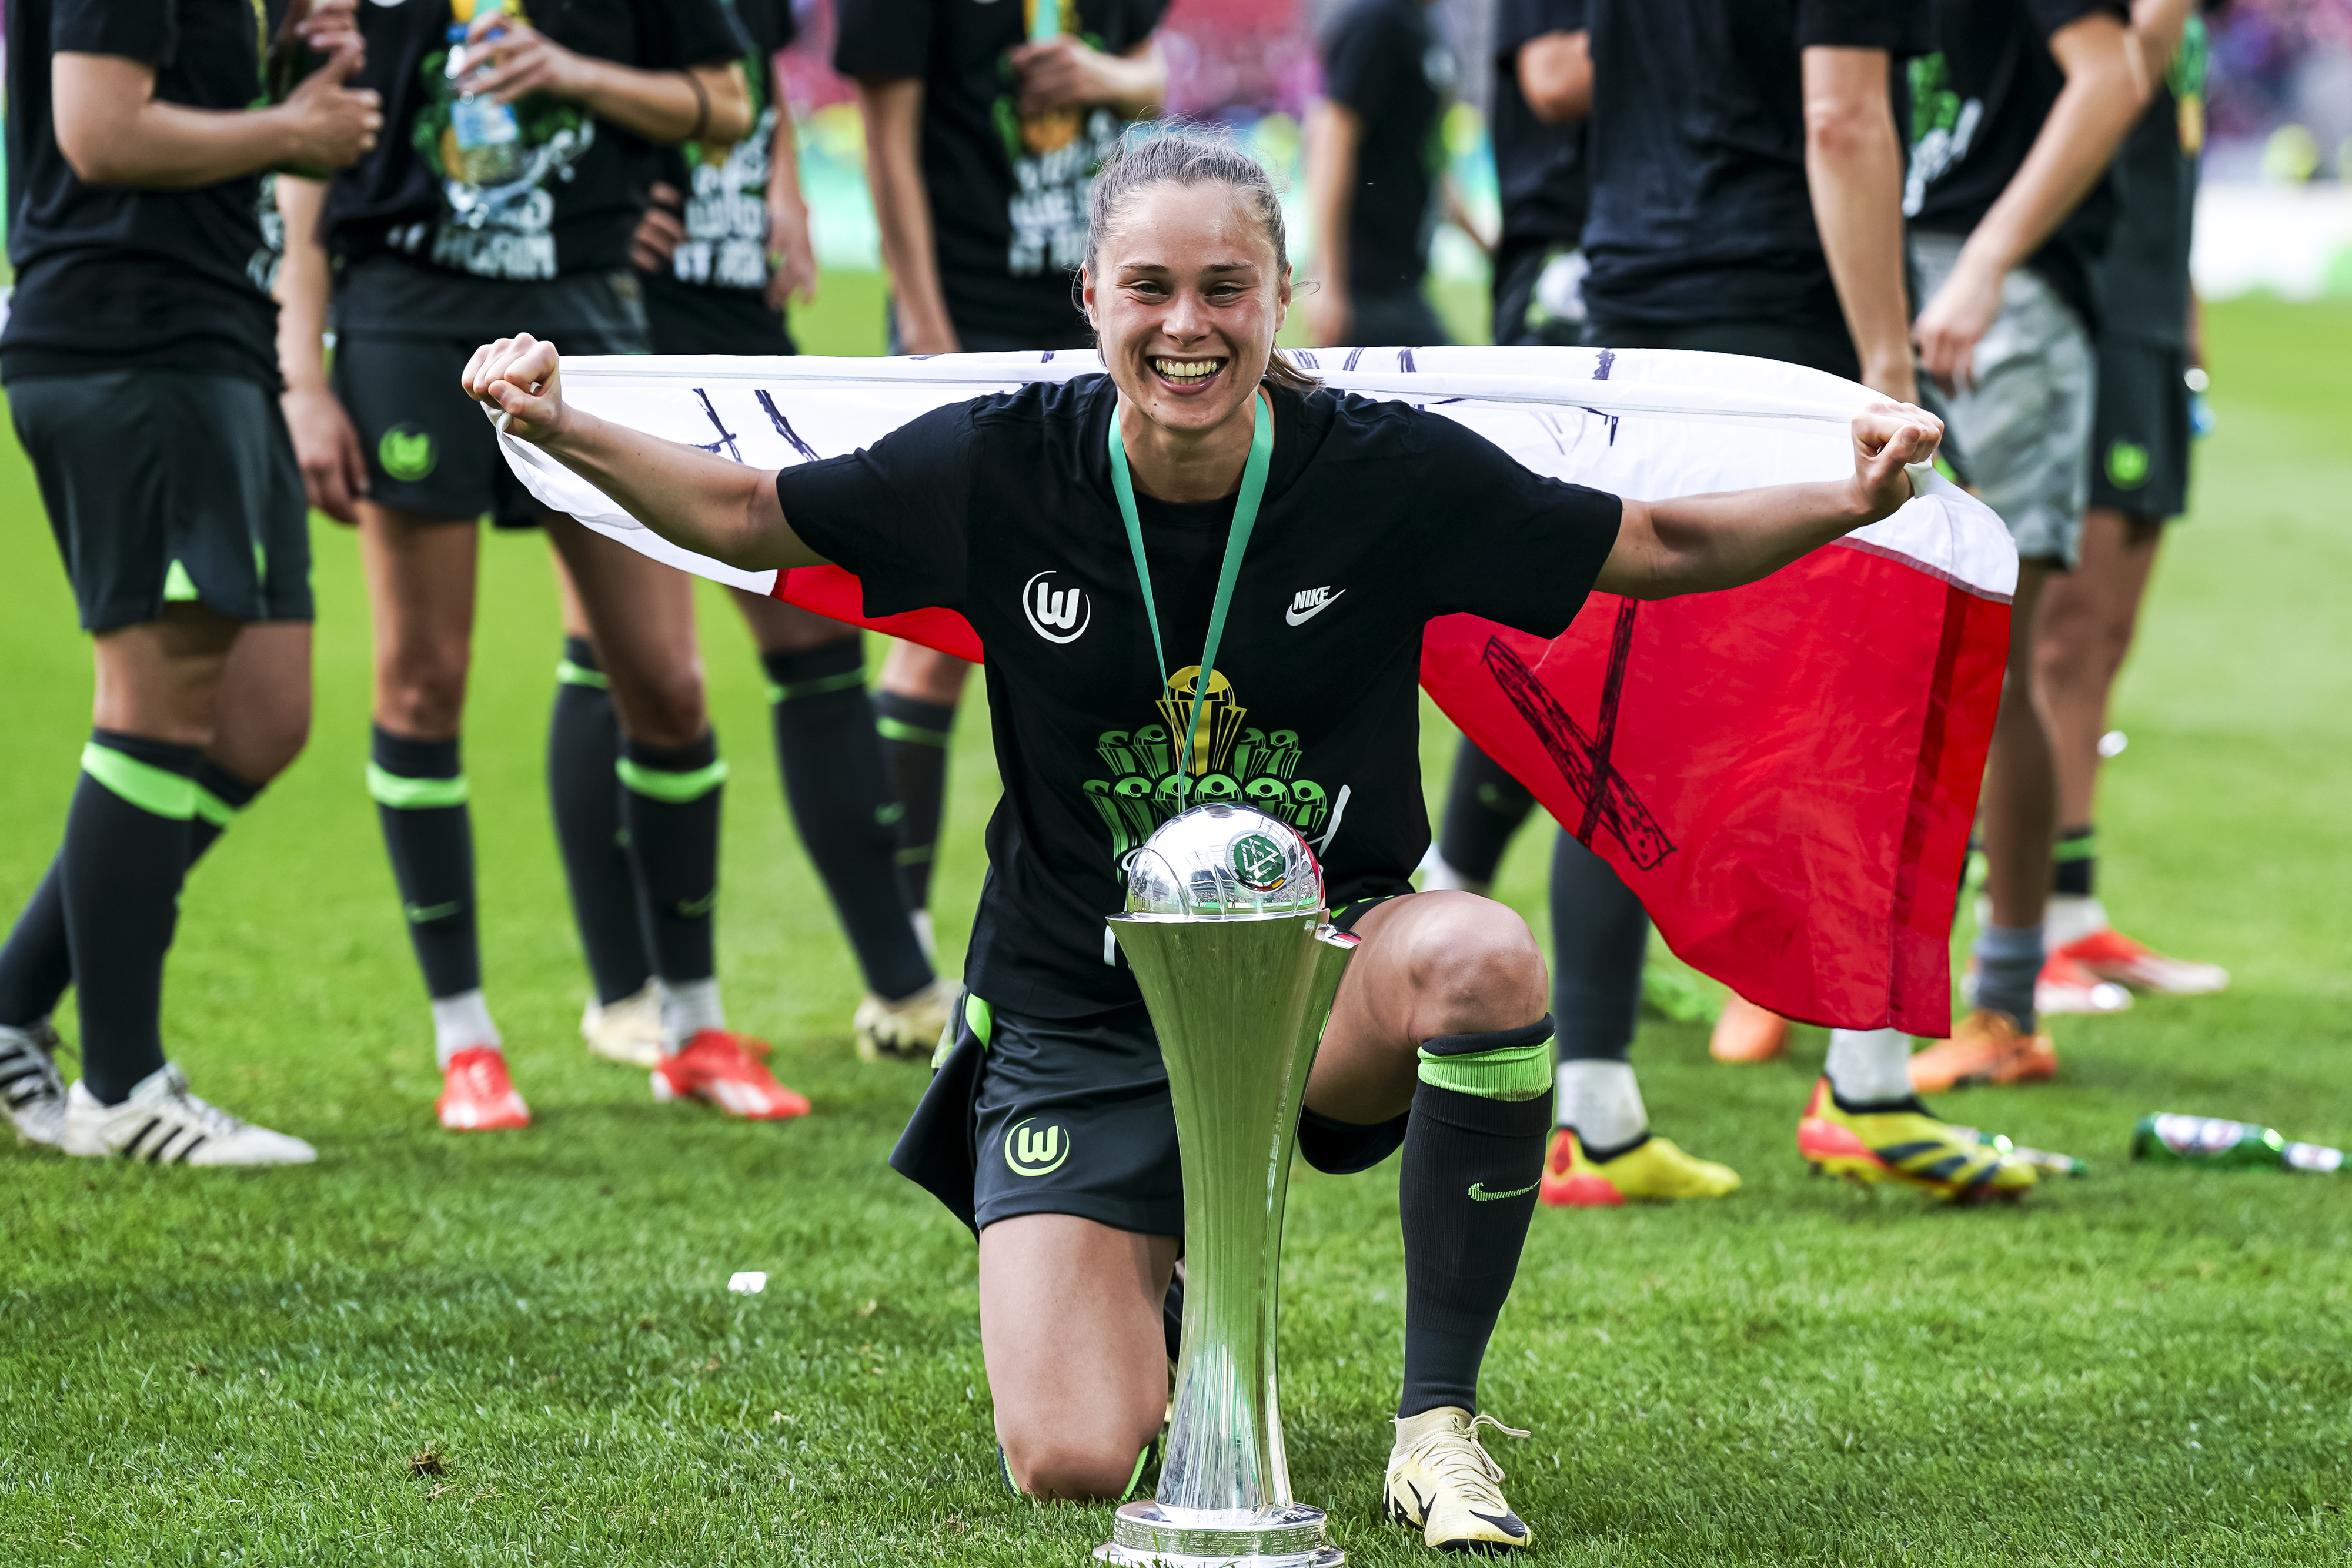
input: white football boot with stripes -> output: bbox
[1,1019,69,1148]
[62,1062,316,1165]
[1384,1407,1535,1553]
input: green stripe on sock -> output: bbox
[366,762,470,809]
[766,668,868,704]
[876,716,951,747]
[556,658,610,690]
[2054,833,2097,861]
[191,783,242,827]
[81,742,196,820]
[1416,1039,1553,1101]
[616,755,729,803]
[1118,1442,1153,1503]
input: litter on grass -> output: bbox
[729,1271,769,1295]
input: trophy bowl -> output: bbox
[1123,804,1325,921]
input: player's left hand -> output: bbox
[631,181,686,274]
[1849,400,1943,520]
[765,200,818,312]
[463,334,567,446]
[463,18,597,105]
[1912,255,2003,395]
[1011,36,1123,114]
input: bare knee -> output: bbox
[374,648,467,737]
[1000,1428,1150,1502]
[881,640,973,705]
[611,661,709,750]
[1397,891,1548,1036]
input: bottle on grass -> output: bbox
[2131,1113,2344,1173]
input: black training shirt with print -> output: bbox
[1491,0,1588,249]
[833,0,1167,349]
[651,0,791,306]
[776,375,1623,1016]
[2,0,287,386]
[1905,0,2129,336]
[321,0,741,306]
[2093,15,2203,352]
[1581,0,1930,336]
[1319,0,1451,299]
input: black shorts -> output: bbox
[332,266,649,529]
[642,272,797,357]
[2086,339,2190,520]
[891,899,1411,1236]
[8,368,313,632]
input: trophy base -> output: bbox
[1093,1501,1342,1567]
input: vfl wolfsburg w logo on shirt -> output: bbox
[1081,666,1338,863]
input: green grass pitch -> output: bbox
[2,293,2348,1564]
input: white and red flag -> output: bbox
[495,346,2014,1035]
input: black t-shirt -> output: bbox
[2094,16,2203,350]
[1904,0,2129,335]
[1491,0,1587,248]
[3,0,284,385]
[652,0,791,300]
[1581,0,1930,335]
[1320,0,1449,299]
[775,376,1623,1015]
[321,0,740,300]
[833,0,1167,348]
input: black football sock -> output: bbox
[1549,832,1651,1145]
[873,691,956,911]
[0,760,261,1032]
[1398,1018,1555,1418]
[764,643,934,1001]
[1435,741,1538,890]
[548,638,653,1005]
[61,731,203,1104]
[369,724,481,999]
[2053,825,2096,898]
[618,731,724,988]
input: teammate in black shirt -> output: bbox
[1488,0,1589,349]
[603,0,954,1069]
[0,0,379,1163]
[462,128,1941,1549]
[1305,0,1469,349]
[2027,0,2229,1000]
[1901,0,2153,1092]
[836,0,1168,965]
[275,0,814,1132]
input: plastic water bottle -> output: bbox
[2131,1113,2344,1173]
[446,4,522,187]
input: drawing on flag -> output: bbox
[492,346,2016,1036]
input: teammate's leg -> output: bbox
[1308,891,1549,1553]
[546,559,663,1069]
[548,516,807,1121]
[733,593,950,1060]
[979,1214,1178,1499]
[874,641,971,951]
[1422,741,1535,894]
[359,504,526,1132]
[1541,834,1739,1207]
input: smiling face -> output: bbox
[1082,179,1290,443]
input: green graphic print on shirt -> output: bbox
[673,48,775,290]
[1082,666,1338,864]
[412,2,593,280]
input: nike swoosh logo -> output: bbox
[1467,1181,1539,1202]
[1285,590,1343,626]
[1469,1509,1528,1538]
[404,901,461,924]
[677,891,719,918]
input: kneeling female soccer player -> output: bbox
[464,127,1940,1554]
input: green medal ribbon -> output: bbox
[1105,389,1274,783]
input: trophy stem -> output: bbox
[1099,912,1354,1566]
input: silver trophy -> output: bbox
[1097,804,1357,1567]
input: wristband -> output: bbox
[681,69,711,143]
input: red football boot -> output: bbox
[650,1030,811,1120]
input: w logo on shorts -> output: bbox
[1004,1116,1070,1176]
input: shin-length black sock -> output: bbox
[1398,1018,1556,1417]
[2053,825,2096,897]
[61,731,205,1103]
[873,691,956,911]
[764,642,933,1001]
[369,725,481,999]
[1549,833,1651,1152]
[1435,741,1538,888]
[0,759,262,1032]
[547,638,653,1005]
[617,731,724,987]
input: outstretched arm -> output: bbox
[463,335,827,572]
[1595,404,1942,600]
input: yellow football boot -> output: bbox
[1538,1128,1741,1207]
[1796,1077,2035,1203]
